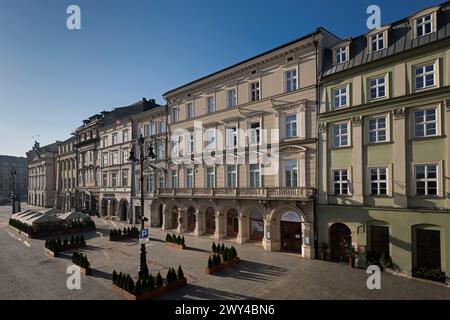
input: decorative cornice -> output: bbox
[222,116,243,126]
[392,107,406,119]
[351,116,363,127]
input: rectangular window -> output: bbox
[285,114,297,138]
[228,89,237,108]
[249,164,261,188]
[122,170,129,187]
[285,159,298,187]
[416,14,433,37]
[250,82,260,102]
[188,132,194,154]
[370,167,387,195]
[333,87,348,109]
[227,165,237,188]
[122,150,129,163]
[206,167,215,188]
[122,130,129,143]
[146,176,153,192]
[186,102,194,119]
[159,175,165,188]
[148,121,156,136]
[171,170,178,188]
[332,123,349,148]
[415,63,435,90]
[112,134,118,145]
[159,121,166,133]
[158,143,165,159]
[111,152,118,165]
[370,32,385,52]
[250,122,261,145]
[102,174,108,187]
[369,76,386,100]
[416,164,437,196]
[102,154,108,167]
[186,168,194,188]
[206,129,216,150]
[333,169,349,195]
[414,108,437,137]
[111,172,117,187]
[207,96,215,113]
[285,69,298,92]
[368,116,387,143]
[226,127,237,148]
[102,137,108,148]
[336,46,347,64]
[171,108,179,123]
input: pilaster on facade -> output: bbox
[392,107,408,208]
[351,116,364,205]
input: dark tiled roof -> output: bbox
[322,1,450,78]
[101,99,161,126]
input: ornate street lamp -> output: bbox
[128,134,156,279]
[10,166,17,214]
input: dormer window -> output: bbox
[370,31,385,52]
[335,46,348,64]
[416,14,433,37]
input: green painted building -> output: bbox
[317,2,450,281]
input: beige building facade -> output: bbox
[55,137,77,211]
[158,28,340,258]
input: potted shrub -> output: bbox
[320,242,329,261]
[345,246,357,268]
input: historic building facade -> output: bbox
[158,28,340,258]
[0,155,28,204]
[318,3,450,277]
[131,104,168,226]
[55,137,76,211]
[98,98,161,222]
[26,141,60,208]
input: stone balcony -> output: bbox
[156,187,315,201]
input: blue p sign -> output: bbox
[140,229,149,239]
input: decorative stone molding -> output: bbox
[222,117,242,126]
[392,107,406,119]
[318,122,327,133]
[272,99,308,114]
[351,116,363,127]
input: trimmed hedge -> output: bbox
[109,227,139,241]
[166,233,185,246]
[72,251,91,270]
[45,235,86,254]
[9,218,95,237]
[211,241,238,260]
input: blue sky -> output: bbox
[0,0,443,157]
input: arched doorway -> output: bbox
[330,223,352,262]
[101,198,108,216]
[250,208,264,241]
[171,206,178,229]
[119,199,128,221]
[205,207,216,234]
[158,204,164,228]
[226,208,239,238]
[280,211,302,253]
[187,206,196,232]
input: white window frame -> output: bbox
[122,150,129,163]
[332,85,349,109]
[186,168,194,188]
[414,60,438,91]
[367,115,389,144]
[112,133,118,145]
[284,159,298,188]
[158,174,165,189]
[415,14,434,37]
[102,154,108,167]
[205,128,216,150]
[186,102,195,119]
[331,122,350,148]
[332,168,350,196]
[226,165,238,188]
[368,167,388,196]
[249,164,261,188]
[414,163,439,196]
[412,105,440,138]
[369,31,385,52]
[206,167,215,188]
[250,81,260,102]
[157,143,165,159]
[226,126,238,148]
[368,75,388,100]
[122,170,129,187]
[159,121,166,133]
[335,45,348,64]
[171,107,179,123]
[206,95,215,113]
[284,68,298,93]
[171,169,178,189]
[227,88,237,108]
[122,130,129,143]
[111,172,118,187]
[111,152,118,165]
[285,113,298,138]
[249,122,261,145]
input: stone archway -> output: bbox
[119,199,129,221]
[280,211,303,253]
[226,208,239,238]
[330,223,352,262]
[205,207,216,234]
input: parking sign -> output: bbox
[140,228,149,239]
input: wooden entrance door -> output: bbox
[227,209,239,237]
[187,207,196,232]
[280,221,302,253]
[171,206,178,228]
[330,223,352,262]
[250,210,264,241]
[416,229,441,269]
[205,207,216,234]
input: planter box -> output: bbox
[78,266,92,276]
[205,257,240,275]
[165,242,186,250]
[10,225,95,239]
[45,248,59,258]
[44,244,87,258]
[9,226,32,238]
[112,278,187,300]
[109,235,138,242]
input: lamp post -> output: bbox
[128,134,156,279]
[10,166,17,214]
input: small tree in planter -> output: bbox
[166,234,172,242]
[112,270,118,285]
[156,272,163,288]
[212,242,217,253]
[208,256,213,268]
[220,243,225,254]
[320,243,329,261]
[177,265,185,280]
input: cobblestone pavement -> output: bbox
[1,204,449,300]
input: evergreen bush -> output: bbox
[156,272,163,287]
[212,242,216,253]
[177,265,185,280]
[208,256,213,268]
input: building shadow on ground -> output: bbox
[155,284,260,300]
[211,260,287,282]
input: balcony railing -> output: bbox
[157,187,314,201]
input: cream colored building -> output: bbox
[318,3,450,279]
[55,137,76,211]
[159,27,340,258]
[27,141,60,208]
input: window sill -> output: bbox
[330,145,353,151]
[331,106,350,111]
[410,135,445,142]
[413,84,438,93]
[364,141,393,147]
[410,195,444,199]
[368,96,388,102]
